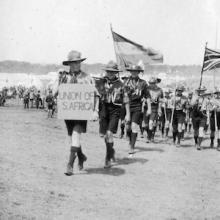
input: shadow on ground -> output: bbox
[84,157,148,176]
[135,146,164,153]
[114,157,148,166]
[84,167,125,176]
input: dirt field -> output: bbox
[1,100,220,220]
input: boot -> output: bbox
[181,131,185,141]
[145,127,150,142]
[140,125,144,138]
[194,136,198,148]
[107,142,115,162]
[173,131,177,145]
[161,126,164,138]
[65,146,77,176]
[176,132,181,147]
[104,142,112,168]
[217,139,220,151]
[127,129,132,142]
[77,146,87,170]
[165,128,169,137]
[197,137,203,150]
[120,123,125,138]
[210,137,214,148]
[129,132,137,154]
[152,127,157,142]
[189,124,192,133]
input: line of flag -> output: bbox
[111,28,163,70]
[202,47,220,71]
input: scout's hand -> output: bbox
[147,109,151,116]
[92,110,99,121]
[158,110,162,117]
[125,114,130,123]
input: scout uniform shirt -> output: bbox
[95,76,125,106]
[148,84,163,112]
[124,76,148,112]
[191,94,210,117]
[162,95,173,110]
[171,94,187,111]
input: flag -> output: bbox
[203,47,220,71]
[111,30,163,69]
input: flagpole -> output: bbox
[214,22,218,89]
[110,24,120,67]
[199,42,208,89]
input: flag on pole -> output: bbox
[111,30,163,70]
[203,47,220,71]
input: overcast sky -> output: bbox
[0,0,220,65]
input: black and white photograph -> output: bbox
[0,0,220,219]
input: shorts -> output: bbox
[173,110,185,124]
[143,108,159,126]
[130,110,142,125]
[99,103,121,135]
[48,104,53,110]
[210,111,220,131]
[192,116,207,130]
[165,109,172,122]
[120,104,126,120]
[65,120,87,135]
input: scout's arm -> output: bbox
[145,87,151,115]
[158,89,163,116]
[141,98,146,113]
[124,90,130,122]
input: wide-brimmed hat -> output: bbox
[164,88,172,94]
[103,61,122,73]
[195,86,207,92]
[125,64,144,72]
[63,50,86,65]
[176,85,185,91]
[149,76,161,84]
[214,88,220,94]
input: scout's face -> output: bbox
[106,71,117,80]
[188,94,193,99]
[165,92,170,98]
[69,61,81,73]
[197,90,205,96]
[130,71,139,78]
[176,90,182,96]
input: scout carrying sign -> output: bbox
[57,84,96,120]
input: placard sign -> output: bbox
[57,84,95,120]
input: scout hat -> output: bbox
[176,85,185,91]
[103,61,122,72]
[195,86,207,92]
[125,64,144,72]
[63,50,86,65]
[164,88,172,94]
[149,76,161,84]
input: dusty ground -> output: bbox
[0,99,220,220]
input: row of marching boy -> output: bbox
[95,62,220,152]
[58,50,220,176]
